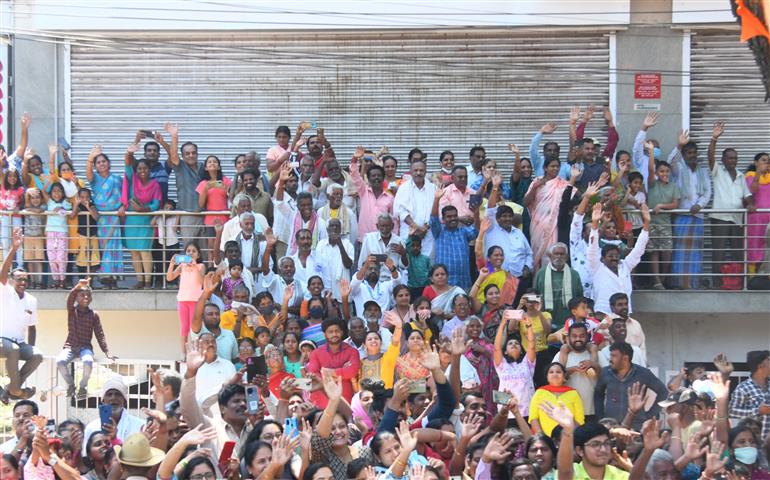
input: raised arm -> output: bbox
[493,312,509,366]
[12,113,31,161]
[191,273,216,335]
[509,143,522,182]
[262,228,276,275]
[85,145,102,183]
[707,121,725,172]
[0,228,22,285]
[586,202,603,273]
[316,374,343,439]
[602,107,619,158]
[165,123,180,167]
[634,112,657,173]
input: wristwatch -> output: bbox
[49,453,60,467]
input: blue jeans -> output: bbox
[56,347,94,389]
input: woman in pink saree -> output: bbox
[524,158,572,270]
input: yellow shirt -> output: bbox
[528,388,585,437]
[358,341,400,389]
[218,311,255,339]
[519,312,551,352]
[573,462,629,480]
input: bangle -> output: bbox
[394,458,408,468]
[716,416,728,422]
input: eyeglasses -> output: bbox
[584,440,612,450]
[190,473,216,480]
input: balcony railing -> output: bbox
[0,208,768,290]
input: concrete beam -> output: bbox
[633,290,770,314]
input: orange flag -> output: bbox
[736,0,770,42]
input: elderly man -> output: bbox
[534,242,584,330]
[431,188,479,290]
[232,169,273,225]
[0,228,42,402]
[190,273,240,362]
[358,214,408,282]
[0,400,37,457]
[318,183,358,243]
[261,229,305,310]
[233,212,270,278]
[483,177,534,282]
[394,159,437,257]
[290,229,318,289]
[350,254,402,316]
[317,157,358,212]
[314,219,354,301]
[220,194,269,250]
[83,375,145,455]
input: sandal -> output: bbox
[9,387,36,400]
[0,386,9,405]
[653,282,666,290]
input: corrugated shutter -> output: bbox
[68,29,609,189]
[690,30,770,170]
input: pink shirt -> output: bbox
[350,163,394,242]
[177,262,205,302]
[439,183,476,218]
[196,177,232,225]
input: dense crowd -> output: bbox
[0,107,769,479]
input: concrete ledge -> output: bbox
[32,288,770,315]
[35,289,179,311]
[632,290,770,314]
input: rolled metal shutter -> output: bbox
[690,30,770,170]
[68,29,610,189]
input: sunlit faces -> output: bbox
[546,363,566,386]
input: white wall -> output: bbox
[672,0,734,23]
[7,0,631,31]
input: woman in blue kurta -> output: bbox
[86,146,124,289]
[122,151,161,289]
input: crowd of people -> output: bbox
[0,106,769,479]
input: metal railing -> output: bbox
[0,208,768,290]
[0,356,176,442]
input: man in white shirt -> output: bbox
[193,332,237,403]
[261,230,305,311]
[358,214,408,282]
[554,322,600,416]
[234,212,270,278]
[344,317,367,359]
[0,399,37,455]
[314,219,354,301]
[350,255,402,316]
[219,195,269,252]
[586,202,650,316]
[272,165,303,259]
[394,159,436,257]
[290,229,318,290]
[707,122,754,288]
[83,375,145,455]
[362,301,393,347]
[220,241,257,300]
[317,183,358,243]
[0,229,42,401]
[598,318,646,368]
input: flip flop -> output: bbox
[0,386,9,405]
[8,387,36,400]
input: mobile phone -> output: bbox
[219,440,236,466]
[98,404,113,426]
[469,194,483,208]
[505,309,524,321]
[140,129,154,138]
[486,261,495,273]
[175,254,192,264]
[284,417,299,438]
[492,390,513,405]
[245,386,260,414]
[408,380,427,394]
[624,220,633,232]
[246,355,268,382]
[58,137,71,151]
[523,294,541,304]
[373,254,388,263]
[295,377,312,391]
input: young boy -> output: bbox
[623,171,646,238]
[405,235,431,300]
[22,187,46,287]
[70,188,100,275]
[222,259,246,311]
[550,296,605,346]
[151,198,180,288]
[57,278,116,398]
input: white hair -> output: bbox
[326,183,345,196]
[547,242,569,257]
[239,211,255,224]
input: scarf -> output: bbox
[539,384,574,394]
[60,177,80,199]
[544,264,572,310]
[121,170,161,209]
[681,164,710,198]
[318,203,352,236]
[746,170,770,185]
[289,210,317,254]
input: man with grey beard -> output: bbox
[534,242,584,330]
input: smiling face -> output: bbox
[568,327,588,352]
[452,168,467,189]
[324,324,344,346]
[441,152,455,170]
[466,318,482,339]
[328,187,343,209]
[365,331,382,355]
[248,445,273,478]
[452,296,470,319]
[579,434,611,468]
[330,414,349,447]
[484,285,500,305]
[544,159,561,179]
[383,158,398,179]
[520,158,533,178]
[136,161,150,181]
[411,160,427,185]
[407,331,425,353]
[528,439,554,471]
[506,338,522,359]
[205,156,221,175]
[102,389,126,417]
[601,248,621,270]
[89,432,110,461]
[376,435,402,467]
[394,287,410,307]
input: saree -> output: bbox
[427,285,466,314]
[464,340,498,414]
[671,215,705,289]
[92,173,124,274]
[475,270,518,306]
[396,353,429,382]
[525,176,571,270]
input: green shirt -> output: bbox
[573,462,629,480]
[534,266,584,330]
[647,181,681,225]
[406,252,431,289]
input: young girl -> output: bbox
[43,182,72,288]
[166,242,204,358]
[71,188,100,275]
[22,188,45,287]
[0,167,25,267]
[493,310,536,419]
[222,259,245,311]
